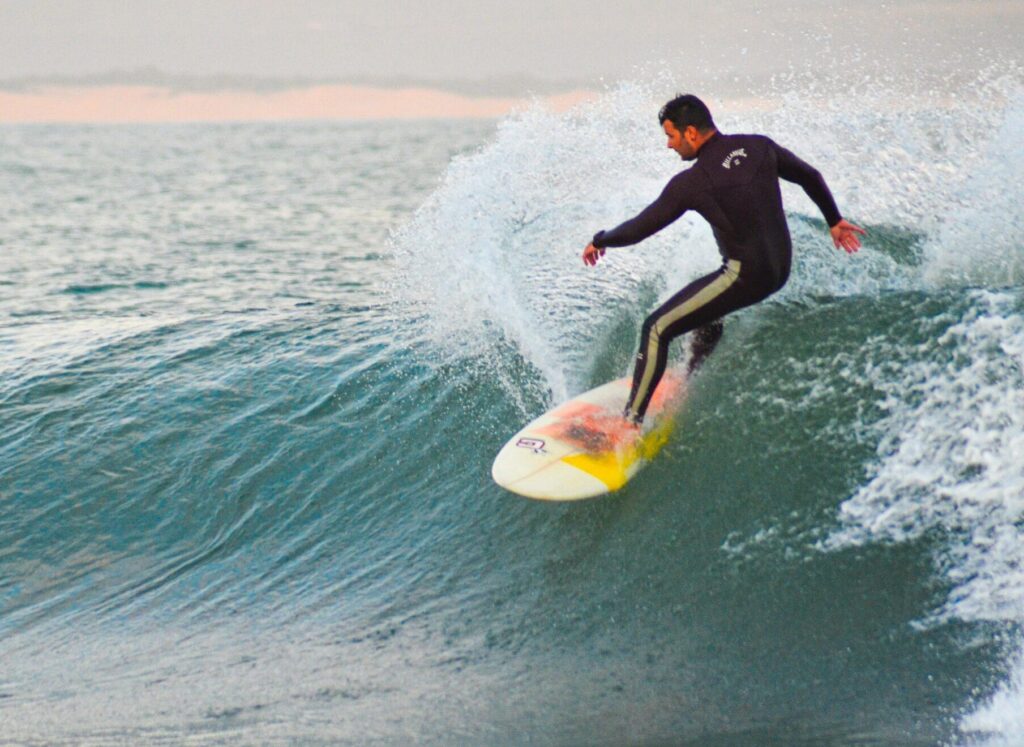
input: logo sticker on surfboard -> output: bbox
[516,437,546,453]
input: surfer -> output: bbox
[583,94,865,425]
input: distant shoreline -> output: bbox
[0,83,599,124]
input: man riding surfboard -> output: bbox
[583,94,865,425]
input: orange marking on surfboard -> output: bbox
[537,407,639,453]
[537,372,684,455]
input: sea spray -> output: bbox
[391,70,1023,407]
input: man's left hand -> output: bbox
[831,219,866,254]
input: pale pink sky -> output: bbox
[0,85,597,124]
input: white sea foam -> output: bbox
[792,75,1024,746]
[922,98,1024,289]
[819,291,1024,744]
[962,649,1024,746]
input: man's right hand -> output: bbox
[583,242,605,266]
[831,219,866,254]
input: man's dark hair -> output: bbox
[658,94,716,132]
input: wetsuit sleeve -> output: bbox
[772,141,843,227]
[592,174,691,249]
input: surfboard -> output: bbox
[491,371,686,501]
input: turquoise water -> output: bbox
[2,76,1024,745]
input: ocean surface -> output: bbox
[2,73,1023,745]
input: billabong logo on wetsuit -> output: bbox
[722,148,748,169]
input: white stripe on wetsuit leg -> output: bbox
[628,260,742,418]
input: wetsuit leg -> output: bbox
[625,260,766,423]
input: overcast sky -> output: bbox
[1,0,1021,92]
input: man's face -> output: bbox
[663,120,698,160]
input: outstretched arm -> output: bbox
[583,173,690,265]
[774,141,865,253]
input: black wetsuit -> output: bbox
[592,131,842,422]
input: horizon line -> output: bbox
[0,69,595,98]
[0,82,601,124]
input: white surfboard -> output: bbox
[491,371,686,501]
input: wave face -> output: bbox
[2,72,1023,744]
